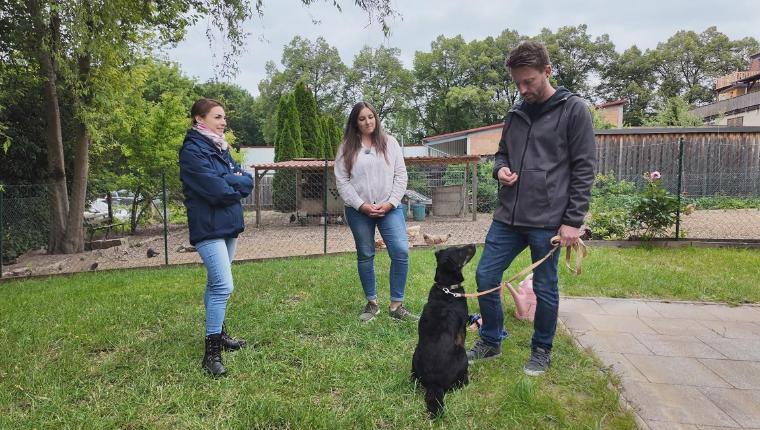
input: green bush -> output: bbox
[629,171,680,239]
[586,173,639,240]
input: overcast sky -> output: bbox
[163,0,760,96]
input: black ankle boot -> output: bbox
[202,333,226,377]
[221,323,247,351]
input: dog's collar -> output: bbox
[435,283,463,298]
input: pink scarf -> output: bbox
[192,123,228,152]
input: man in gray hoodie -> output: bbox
[467,41,596,376]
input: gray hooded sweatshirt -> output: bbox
[492,86,596,229]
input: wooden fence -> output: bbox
[595,127,760,196]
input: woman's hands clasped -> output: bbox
[359,202,394,218]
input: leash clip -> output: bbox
[442,288,462,298]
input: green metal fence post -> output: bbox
[323,158,328,254]
[162,169,168,265]
[675,137,684,240]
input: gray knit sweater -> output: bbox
[334,135,408,210]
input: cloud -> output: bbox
[165,0,760,96]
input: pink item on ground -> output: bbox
[506,273,537,321]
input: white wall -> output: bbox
[712,109,760,126]
[401,145,430,157]
[240,146,275,171]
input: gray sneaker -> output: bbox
[389,304,419,322]
[467,339,502,364]
[359,301,380,322]
[524,346,552,376]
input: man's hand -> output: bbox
[497,167,518,186]
[558,224,580,247]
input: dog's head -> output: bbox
[434,244,477,286]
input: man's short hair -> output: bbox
[506,40,551,71]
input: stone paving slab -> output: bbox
[633,333,726,359]
[559,297,760,429]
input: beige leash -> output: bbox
[441,235,587,299]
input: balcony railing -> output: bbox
[716,71,760,89]
[691,91,760,119]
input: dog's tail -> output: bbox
[425,386,445,418]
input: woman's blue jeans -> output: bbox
[475,221,560,350]
[344,206,409,302]
[196,237,238,336]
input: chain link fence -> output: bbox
[595,137,760,240]
[2,138,759,277]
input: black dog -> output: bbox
[412,244,477,418]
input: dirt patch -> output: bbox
[2,209,758,279]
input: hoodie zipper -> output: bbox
[511,120,532,225]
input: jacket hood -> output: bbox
[512,86,573,113]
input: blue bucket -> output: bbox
[412,202,426,221]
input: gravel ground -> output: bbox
[3,209,759,278]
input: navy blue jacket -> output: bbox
[179,129,254,245]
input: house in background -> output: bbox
[422,99,626,156]
[421,123,504,157]
[691,52,760,126]
[594,99,626,128]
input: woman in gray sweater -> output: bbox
[334,102,418,322]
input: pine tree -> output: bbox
[273,93,302,211]
[294,80,324,158]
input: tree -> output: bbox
[196,81,263,147]
[320,115,341,159]
[598,46,656,126]
[274,94,302,162]
[345,46,414,120]
[645,96,703,127]
[256,36,348,144]
[89,60,196,233]
[294,80,325,158]
[412,35,485,136]
[651,27,759,105]
[537,24,616,100]
[273,93,302,211]
[2,0,396,254]
[411,31,527,138]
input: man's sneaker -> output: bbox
[467,339,502,364]
[359,301,380,322]
[389,304,419,322]
[524,346,552,376]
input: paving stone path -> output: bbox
[559,297,760,430]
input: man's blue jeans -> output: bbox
[475,221,560,350]
[344,206,409,302]
[196,237,238,336]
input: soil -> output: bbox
[2,209,759,279]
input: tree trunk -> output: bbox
[28,0,69,254]
[61,53,93,253]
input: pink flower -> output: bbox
[649,171,661,180]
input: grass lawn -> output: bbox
[3,245,757,429]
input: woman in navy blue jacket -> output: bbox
[179,98,254,377]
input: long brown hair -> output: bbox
[341,101,388,175]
